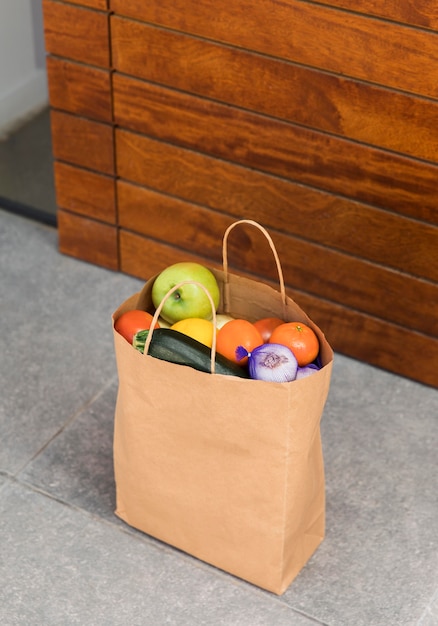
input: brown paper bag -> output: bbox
[112,220,333,595]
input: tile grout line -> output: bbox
[13,375,118,478]
[2,473,328,625]
[0,470,328,626]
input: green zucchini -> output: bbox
[133,328,249,378]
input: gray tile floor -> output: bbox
[1,209,437,626]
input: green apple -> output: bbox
[151,262,220,323]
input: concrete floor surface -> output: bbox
[0,210,437,625]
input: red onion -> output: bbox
[295,363,320,379]
[236,343,298,382]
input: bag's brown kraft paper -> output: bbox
[112,268,333,595]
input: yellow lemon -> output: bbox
[170,318,216,348]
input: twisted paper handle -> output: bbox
[222,219,287,314]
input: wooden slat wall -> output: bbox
[110,19,438,164]
[109,0,438,97]
[43,0,438,386]
[43,0,110,67]
[115,131,438,337]
[43,0,117,268]
[67,0,108,9]
[46,57,112,123]
[309,1,438,31]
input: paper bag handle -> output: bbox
[144,281,218,374]
[222,219,287,313]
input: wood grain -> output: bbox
[44,0,438,386]
[116,180,438,336]
[57,210,118,269]
[109,0,438,98]
[46,57,112,123]
[111,17,438,163]
[117,179,438,283]
[313,0,438,31]
[113,77,438,223]
[119,230,438,387]
[55,162,116,223]
[51,111,115,175]
[43,0,110,67]
[68,0,108,9]
[295,290,438,389]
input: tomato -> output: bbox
[253,317,284,343]
[269,321,319,366]
[216,319,263,365]
[115,310,160,344]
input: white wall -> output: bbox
[0,0,48,136]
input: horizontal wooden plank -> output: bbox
[119,229,218,282]
[111,18,438,163]
[43,0,110,67]
[295,291,438,389]
[113,89,438,223]
[68,0,108,9]
[51,111,115,175]
[109,0,438,98]
[55,162,116,223]
[119,231,438,387]
[57,210,118,270]
[116,181,438,337]
[117,180,438,283]
[314,0,438,32]
[46,57,112,123]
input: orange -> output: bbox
[216,319,263,365]
[170,318,216,348]
[253,317,284,343]
[269,321,319,366]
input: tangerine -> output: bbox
[216,319,263,365]
[269,321,319,366]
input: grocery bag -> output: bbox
[112,220,333,595]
